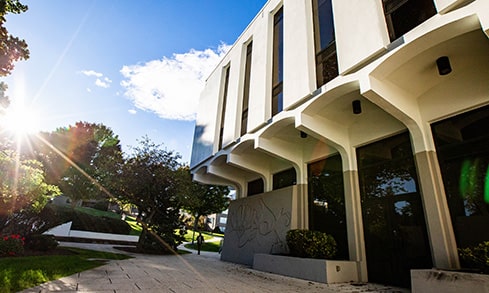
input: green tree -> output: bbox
[35,122,123,206]
[0,148,60,236]
[179,167,230,241]
[0,0,29,110]
[0,0,29,77]
[117,136,183,253]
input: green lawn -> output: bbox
[183,240,222,253]
[74,206,121,219]
[0,248,131,293]
[124,216,143,235]
[177,229,223,253]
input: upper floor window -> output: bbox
[241,41,253,136]
[247,178,264,196]
[383,0,437,42]
[272,7,283,116]
[273,167,296,190]
[218,65,230,150]
[313,0,338,88]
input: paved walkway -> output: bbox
[20,242,409,293]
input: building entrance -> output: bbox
[357,132,432,287]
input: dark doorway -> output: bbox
[431,105,489,260]
[308,154,349,260]
[357,132,432,287]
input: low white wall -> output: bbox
[44,222,139,243]
[253,253,358,284]
[411,269,489,293]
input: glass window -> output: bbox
[431,105,489,256]
[272,7,283,116]
[382,0,437,42]
[248,178,264,196]
[218,65,230,149]
[357,132,432,287]
[308,155,349,260]
[273,167,296,190]
[313,0,338,87]
[241,41,253,136]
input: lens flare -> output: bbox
[485,164,489,204]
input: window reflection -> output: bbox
[432,105,489,251]
[308,154,349,260]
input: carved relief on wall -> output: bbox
[226,196,291,254]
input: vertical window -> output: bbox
[218,65,230,150]
[382,0,437,42]
[308,155,349,260]
[272,7,283,116]
[357,132,432,287]
[241,41,253,136]
[313,0,338,88]
[432,105,489,265]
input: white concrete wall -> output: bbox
[333,0,390,74]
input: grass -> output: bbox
[73,207,142,236]
[74,206,121,220]
[183,240,222,253]
[124,216,143,235]
[177,229,223,253]
[0,247,131,293]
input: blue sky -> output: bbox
[2,0,267,164]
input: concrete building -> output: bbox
[190,0,489,288]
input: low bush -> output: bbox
[459,241,489,273]
[0,234,25,257]
[24,234,59,252]
[286,229,337,259]
[137,231,178,254]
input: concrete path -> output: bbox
[20,242,409,293]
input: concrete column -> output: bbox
[414,150,460,269]
[343,170,368,282]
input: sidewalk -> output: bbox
[20,242,409,293]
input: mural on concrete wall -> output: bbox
[225,194,292,259]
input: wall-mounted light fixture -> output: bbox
[300,131,307,138]
[436,56,452,75]
[352,100,362,114]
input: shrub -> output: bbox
[24,234,59,251]
[0,234,25,256]
[459,241,489,273]
[137,231,178,254]
[286,229,337,259]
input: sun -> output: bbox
[1,103,41,137]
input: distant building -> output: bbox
[205,209,228,233]
[190,0,489,288]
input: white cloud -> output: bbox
[128,109,137,115]
[95,78,110,88]
[81,70,112,88]
[120,44,230,121]
[81,70,103,77]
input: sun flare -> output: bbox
[1,104,41,137]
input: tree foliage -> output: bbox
[35,122,123,206]
[0,148,60,236]
[0,0,29,77]
[117,136,183,253]
[179,166,230,232]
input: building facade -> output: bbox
[190,0,489,287]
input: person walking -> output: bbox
[196,232,204,255]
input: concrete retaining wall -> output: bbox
[411,269,489,293]
[253,253,358,284]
